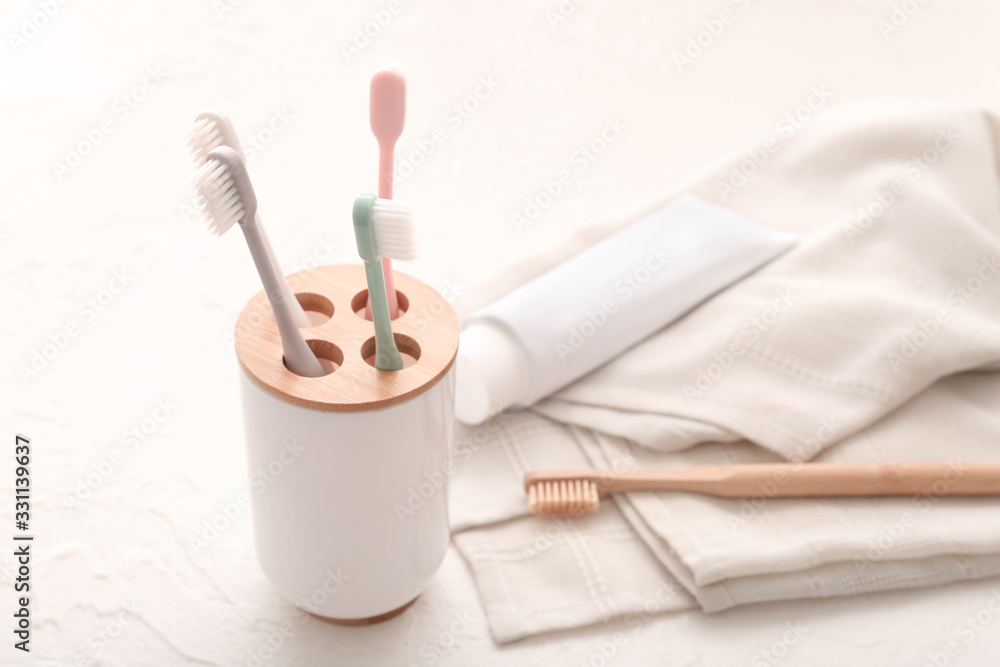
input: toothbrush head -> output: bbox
[370,67,406,145]
[525,472,602,516]
[186,108,244,165]
[191,146,258,236]
[353,193,411,372]
[353,194,417,262]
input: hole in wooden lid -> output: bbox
[295,293,334,328]
[360,334,420,369]
[351,289,409,321]
[284,339,344,376]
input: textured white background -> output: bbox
[3,0,1000,665]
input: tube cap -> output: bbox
[455,321,528,425]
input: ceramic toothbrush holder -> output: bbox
[234,264,459,624]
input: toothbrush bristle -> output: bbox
[186,117,225,165]
[192,158,244,236]
[528,479,600,516]
[371,199,417,261]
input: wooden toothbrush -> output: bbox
[525,463,1000,516]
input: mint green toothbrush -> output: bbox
[352,193,417,370]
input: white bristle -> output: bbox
[371,199,417,261]
[192,158,243,236]
[186,117,225,165]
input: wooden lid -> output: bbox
[234,264,460,412]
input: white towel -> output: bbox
[448,100,1000,644]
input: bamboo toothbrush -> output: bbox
[186,109,313,329]
[192,146,325,378]
[364,67,407,321]
[525,463,1000,516]
[352,193,417,370]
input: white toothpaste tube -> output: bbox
[455,194,796,424]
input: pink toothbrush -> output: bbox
[365,67,406,320]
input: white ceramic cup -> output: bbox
[239,366,453,621]
[234,265,458,623]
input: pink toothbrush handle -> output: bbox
[365,143,400,320]
[379,142,395,199]
[366,66,406,321]
[380,142,398,318]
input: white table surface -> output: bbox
[4,0,1000,664]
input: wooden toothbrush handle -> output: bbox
[599,463,1000,497]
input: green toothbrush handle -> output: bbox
[364,258,404,370]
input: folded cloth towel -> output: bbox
[449,100,1000,643]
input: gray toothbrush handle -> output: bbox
[257,212,312,328]
[241,220,325,377]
